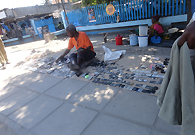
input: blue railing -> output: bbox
[64,0,187,27]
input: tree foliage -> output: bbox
[82,0,115,6]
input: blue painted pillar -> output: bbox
[192,0,195,14]
[61,11,67,29]
[30,19,38,35]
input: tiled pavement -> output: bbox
[0,71,181,135]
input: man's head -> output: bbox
[152,15,160,24]
[66,24,77,38]
[59,22,62,24]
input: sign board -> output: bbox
[0,11,6,19]
[37,27,42,34]
[88,8,96,22]
[106,4,115,15]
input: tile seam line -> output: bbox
[10,77,46,88]
[154,128,178,135]
[0,88,23,102]
[7,94,41,117]
[64,81,90,101]
[102,111,154,128]
[0,95,42,134]
[44,72,66,79]
[99,88,120,111]
[98,89,159,129]
[42,90,65,101]
[10,82,45,94]
[29,100,65,131]
[152,117,181,135]
[3,116,35,135]
[66,101,99,112]
[38,77,65,94]
[66,83,120,112]
[79,88,120,134]
[149,109,160,135]
[80,112,100,135]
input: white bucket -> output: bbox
[138,36,148,47]
[129,34,138,45]
[139,25,148,36]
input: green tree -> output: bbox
[82,0,115,6]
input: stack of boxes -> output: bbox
[138,25,148,47]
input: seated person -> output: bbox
[58,22,64,30]
[26,25,36,40]
[149,15,164,41]
[56,24,96,70]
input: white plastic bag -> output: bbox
[102,46,126,61]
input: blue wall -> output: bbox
[33,17,56,39]
[192,0,195,14]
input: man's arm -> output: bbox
[177,31,188,48]
[55,49,71,63]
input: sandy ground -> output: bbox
[1,33,172,77]
[4,33,172,61]
[3,33,172,94]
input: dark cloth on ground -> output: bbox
[69,50,96,62]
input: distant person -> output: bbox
[58,22,64,30]
[27,25,36,40]
[0,26,3,35]
[21,23,27,35]
[0,23,10,33]
[21,23,26,29]
[56,24,96,70]
[12,21,18,30]
[148,15,164,41]
[9,23,16,38]
[0,38,10,69]
[15,25,24,44]
[12,22,23,43]
[116,11,120,23]
[0,25,8,40]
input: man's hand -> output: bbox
[55,49,71,63]
[55,56,63,63]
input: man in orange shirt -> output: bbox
[56,24,96,69]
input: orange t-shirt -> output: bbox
[68,32,95,52]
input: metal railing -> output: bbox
[64,0,187,27]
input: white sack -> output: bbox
[102,46,126,61]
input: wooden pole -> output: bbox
[61,0,69,25]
